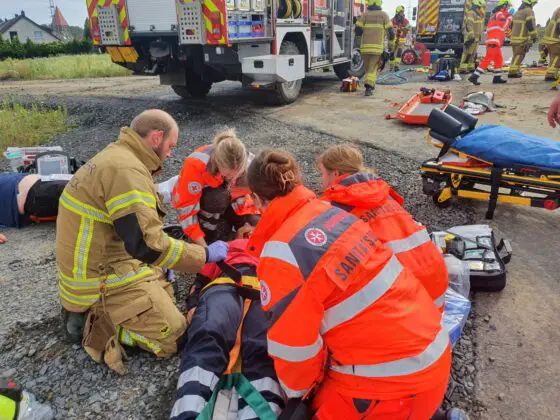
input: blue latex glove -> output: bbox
[206,240,229,263]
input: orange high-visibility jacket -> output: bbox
[173,145,223,240]
[485,9,512,47]
[322,172,448,310]
[173,146,259,239]
[247,185,451,401]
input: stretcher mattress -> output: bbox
[454,125,560,170]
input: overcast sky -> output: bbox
[0,0,554,27]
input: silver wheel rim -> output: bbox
[351,49,363,73]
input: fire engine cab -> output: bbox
[86,0,364,103]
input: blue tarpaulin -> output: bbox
[454,125,560,170]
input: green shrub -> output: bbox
[0,37,94,60]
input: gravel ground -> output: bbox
[1,95,479,419]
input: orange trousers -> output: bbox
[312,373,449,420]
[479,45,504,71]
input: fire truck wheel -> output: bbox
[273,41,303,105]
[348,48,365,78]
[172,71,213,99]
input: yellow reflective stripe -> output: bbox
[73,217,93,280]
[364,23,384,28]
[202,275,261,292]
[104,267,154,288]
[356,20,364,28]
[59,282,100,306]
[59,271,99,290]
[60,191,112,223]
[106,190,156,216]
[128,330,161,354]
[157,237,183,269]
[168,240,183,269]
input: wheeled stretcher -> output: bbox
[421,105,560,219]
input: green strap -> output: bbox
[196,374,277,420]
[234,374,277,420]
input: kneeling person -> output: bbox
[171,223,284,420]
[56,109,228,374]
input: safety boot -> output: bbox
[545,75,557,81]
[60,308,86,344]
[468,73,480,85]
[364,85,374,96]
[508,73,522,78]
[492,75,507,84]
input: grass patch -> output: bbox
[0,54,131,81]
[0,103,70,150]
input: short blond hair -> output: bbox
[130,109,177,140]
[318,144,368,174]
[212,128,247,173]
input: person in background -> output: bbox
[541,7,560,81]
[458,0,485,74]
[172,130,258,245]
[317,144,448,312]
[548,92,560,127]
[389,5,410,72]
[246,149,451,419]
[355,0,395,96]
[508,0,538,78]
[468,0,513,85]
[56,109,228,375]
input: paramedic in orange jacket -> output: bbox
[246,149,451,419]
[172,129,258,246]
[318,144,448,311]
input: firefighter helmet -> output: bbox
[497,0,511,7]
[367,0,383,7]
[472,0,485,8]
[522,0,537,5]
[396,5,405,13]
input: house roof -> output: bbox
[0,12,61,41]
[52,7,69,28]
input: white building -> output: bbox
[0,11,60,44]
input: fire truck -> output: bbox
[415,0,489,57]
[86,0,364,104]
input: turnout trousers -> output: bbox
[363,54,381,87]
[545,44,560,79]
[459,42,478,72]
[509,44,530,76]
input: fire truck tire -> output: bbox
[348,48,365,78]
[273,41,303,105]
[172,72,213,99]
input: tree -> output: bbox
[83,18,91,40]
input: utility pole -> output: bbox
[49,0,55,29]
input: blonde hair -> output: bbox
[248,149,302,201]
[212,128,247,173]
[318,144,368,174]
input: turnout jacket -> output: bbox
[56,128,207,312]
[542,7,560,46]
[322,173,448,310]
[464,8,484,42]
[247,185,450,400]
[510,5,537,45]
[356,6,395,55]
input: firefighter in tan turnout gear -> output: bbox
[56,109,229,374]
[459,0,485,74]
[355,0,395,96]
[508,0,538,78]
[541,7,560,81]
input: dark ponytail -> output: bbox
[248,149,302,201]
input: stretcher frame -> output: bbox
[421,131,560,219]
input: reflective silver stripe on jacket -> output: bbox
[199,210,221,219]
[320,256,403,334]
[385,229,431,254]
[189,151,210,164]
[330,323,449,378]
[176,202,200,217]
[170,395,207,418]
[434,292,445,309]
[268,335,323,362]
[278,378,307,399]
[261,241,299,269]
[180,215,198,229]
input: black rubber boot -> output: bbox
[492,75,507,84]
[364,85,374,96]
[61,308,86,343]
[468,73,480,85]
[508,73,522,78]
[545,75,557,81]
